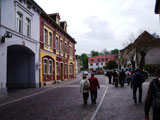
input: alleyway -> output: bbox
[0,74,152,120]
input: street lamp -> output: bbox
[1,31,12,43]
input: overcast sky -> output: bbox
[35,0,160,55]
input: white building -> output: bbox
[0,0,42,97]
[88,55,117,72]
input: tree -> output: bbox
[111,49,119,54]
[91,50,99,56]
[99,48,110,56]
[80,53,88,70]
[106,60,118,70]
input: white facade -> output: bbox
[88,62,106,71]
[0,0,41,97]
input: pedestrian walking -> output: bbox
[88,73,100,104]
[80,75,90,105]
[125,69,131,85]
[106,70,112,84]
[119,69,126,87]
[113,70,119,87]
[144,68,160,120]
[131,69,144,103]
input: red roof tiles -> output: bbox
[88,54,117,63]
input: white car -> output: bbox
[83,71,88,76]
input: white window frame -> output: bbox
[56,36,59,50]
[49,32,52,47]
[43,58,48,75]
[44,29,48,45]
[16,12,23,33]
[48,59,53,74]
[25,18,31,37]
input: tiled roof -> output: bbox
[88,54,117,63]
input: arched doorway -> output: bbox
[7,45,35,89]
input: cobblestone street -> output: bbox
[0,74,153,120]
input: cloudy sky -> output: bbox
[35,0,160,55]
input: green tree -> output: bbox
[107,60,118,69]
[80,53,88,70]
[91,50,99,56]
[111,49,119,54]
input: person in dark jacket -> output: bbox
[144,68,160,120]
[106,70,112,84]
[88,73,100,104]
[119,69,126,87]
[131,69,144,103]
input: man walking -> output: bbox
[144,68,160,120]
[131,69,144,103]
[88,73,100,104]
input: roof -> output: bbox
[155,0,160,14]
[88,54,117,63]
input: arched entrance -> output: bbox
[7,45,35,89]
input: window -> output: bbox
[44,29,48,45]
[69,47,73,56]
[25,18,30,37]
[49,32,52,47]
[56,62,59,75]
[102,58,104,62]
[56,36,59,50]
[64,43,67,53]
[101,63,103,65]
[16,12,22,33]
[48,60,53,74]
[96,63,99,66]
[65,64,67,74]
[69,64,73,75]
[60,40,63,52]
[90,63,93,66]
[43,59,48,74]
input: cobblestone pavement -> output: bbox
[95,77,154,120]
[0,75,154,120]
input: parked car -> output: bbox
[83,71,88,76]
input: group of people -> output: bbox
[106,69,133,87]
[80,68,160,120]
[80,73,100,105]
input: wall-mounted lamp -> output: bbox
[1,31,12,43]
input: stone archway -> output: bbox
[7,45,35,89]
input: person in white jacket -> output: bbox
[80,75,90,104]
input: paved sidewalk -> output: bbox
[0,73,82,107]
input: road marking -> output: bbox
[63,85,106,88]
[90,85,109,120]
[0,80,79,108]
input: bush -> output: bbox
[144,64,160,74]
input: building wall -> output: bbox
[89,62,106,71]
[0,0,40,96]
[145,47,160,64]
